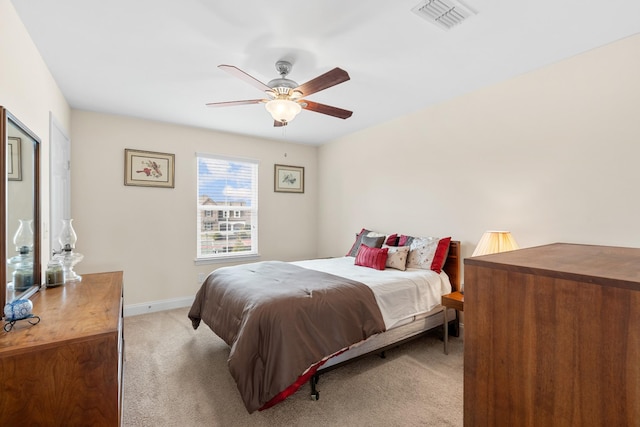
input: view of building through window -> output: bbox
[196,154,258,258]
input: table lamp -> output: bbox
[472,231,519,257]
[53,219,84,283]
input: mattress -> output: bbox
[292,256,452,329]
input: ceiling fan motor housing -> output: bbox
[267,61,299,97]
[267,79,298,91]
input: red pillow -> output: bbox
[355,244,389,271]
[430,237,451,273]
[384,233,398,246]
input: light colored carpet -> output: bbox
[122,307,464,426]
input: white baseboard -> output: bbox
[123,299,469,337]
[124,296,195,317]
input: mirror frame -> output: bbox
[1,106,41,314]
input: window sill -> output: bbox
[194,254,261,266]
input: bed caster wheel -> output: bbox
[311,391,319,401]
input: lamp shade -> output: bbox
[472,231,519,257]
[58,219,78,251]
[265,99,302,123]
[13,219,34,254]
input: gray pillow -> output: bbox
[361,235,385,249]
[355,235,386,257]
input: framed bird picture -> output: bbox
[274,164,304,193]
[124,149,175,188]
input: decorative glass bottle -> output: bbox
[45,258,64,288]
[10,253,33,292]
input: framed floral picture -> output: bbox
[124,149,175,188]
[7,137,22,181]
[274,164,304,193]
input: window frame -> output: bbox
[195,152,259,264]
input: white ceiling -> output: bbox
[10,0,640,145]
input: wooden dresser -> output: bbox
[0,271,124,426]
[464,244,639,427]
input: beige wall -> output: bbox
[70,111,318,305]
[0,0,71,269]
[4,0,640,304]
[318,34,640,270]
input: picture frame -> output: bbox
[7,137,22,181]
[124,148,175,188]
[274,164,304,193]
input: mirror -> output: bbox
[1,106,41,314]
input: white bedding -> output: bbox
[292,256,452,329]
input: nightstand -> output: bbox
[441,291,464,354]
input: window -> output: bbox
[197,153,258,260]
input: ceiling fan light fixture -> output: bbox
[265,99,302,124]
[289,90,303,100]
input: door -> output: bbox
[49,113,71,253]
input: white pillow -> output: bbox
[383,245,410,271]
[406,237,440,270]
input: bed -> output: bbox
[188,233,460,413]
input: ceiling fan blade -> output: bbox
[205,99,264,108]
[301,100,353,119]
[295,68,350,97]
[218,65,272,93]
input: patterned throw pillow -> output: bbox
[355,244,389,270]
[406,236,451,273]
[384,245,410,271]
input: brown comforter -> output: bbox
[188,261,386,413]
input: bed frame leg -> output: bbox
[310,373,320,401]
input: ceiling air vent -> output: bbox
[411,0,476,30]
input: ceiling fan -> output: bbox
[206,60,353,127]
